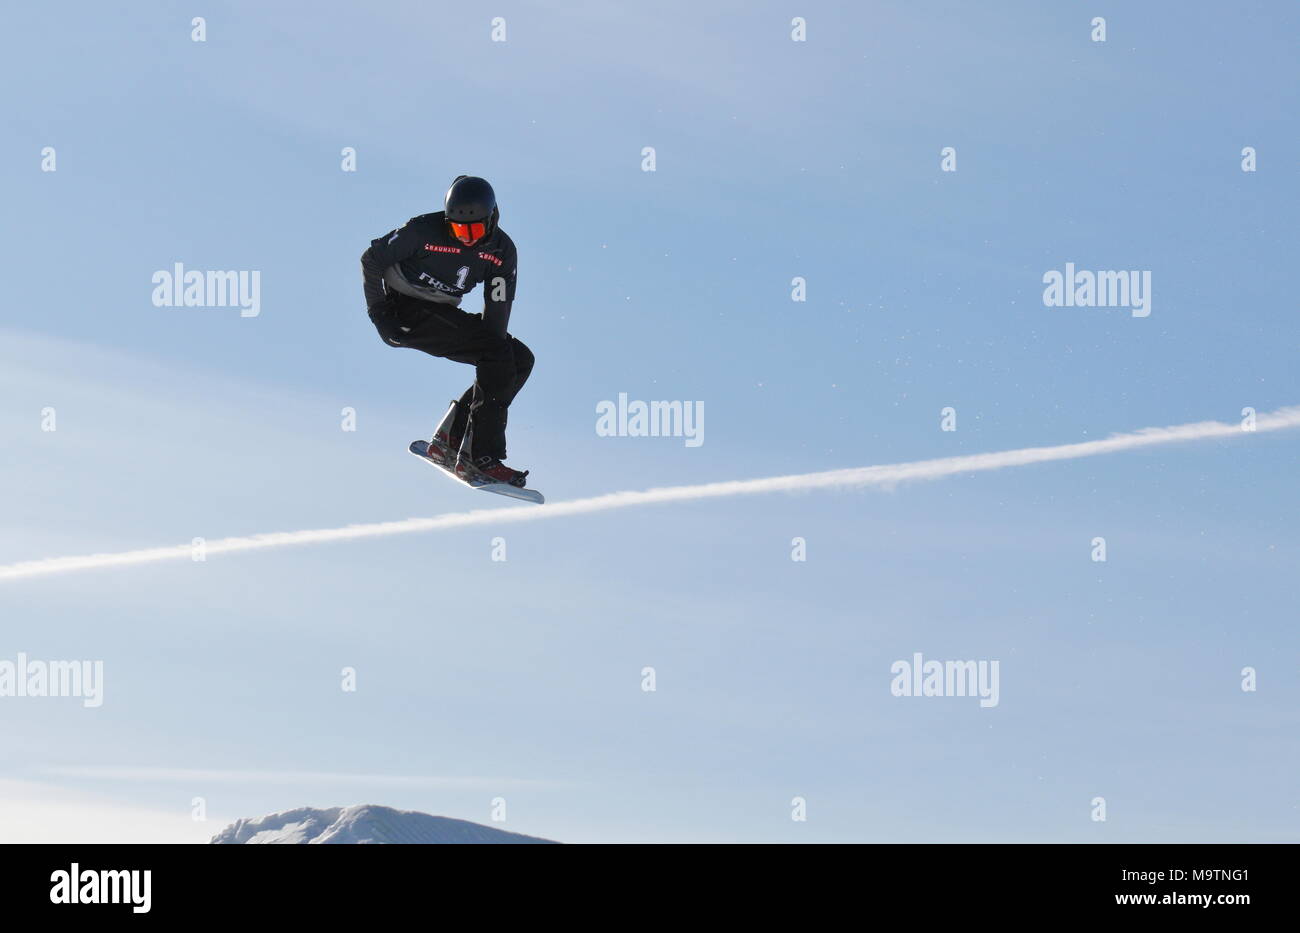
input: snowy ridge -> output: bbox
[209,804,558,844]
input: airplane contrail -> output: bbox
[2,407,1296,583]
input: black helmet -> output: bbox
[444,175,498,246]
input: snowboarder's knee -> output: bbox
[478,335,513,361]
[511,339,534,374]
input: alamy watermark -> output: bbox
[0,652,103,708]
[596,393,704,447]
[1042,262,1150,318]
[890,652,999,708]
[152,262,261,318]
[50,864,150,913]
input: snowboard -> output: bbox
[408,440,545,505]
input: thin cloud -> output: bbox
[3,407,1296,583]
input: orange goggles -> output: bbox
[448,221,488,245]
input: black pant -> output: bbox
[370,298,534,460]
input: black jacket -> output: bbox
[361,211,518,338]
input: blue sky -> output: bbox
[1,1,1297,842]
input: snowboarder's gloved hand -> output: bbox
[367,293,397,318]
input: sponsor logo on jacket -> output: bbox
[416,272,459,293]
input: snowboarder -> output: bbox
[361,175,533,488]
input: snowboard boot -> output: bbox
[428,400,464,466]
[450,420,529,488]
[455,452,530,488]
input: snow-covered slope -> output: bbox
[209,804,558,844]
